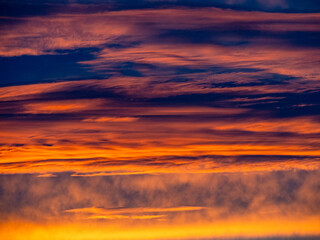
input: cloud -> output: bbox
[64,206,205,220]
[23,99,106,114]
[83,117,138,122]
[0,77,320,175]
[1,2,320,240]
[0,170,319,239]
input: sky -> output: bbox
[0,0,320,239]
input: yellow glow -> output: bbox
[1,216,319,240]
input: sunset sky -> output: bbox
[0,0,320,239]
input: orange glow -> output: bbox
[1,216,320,240]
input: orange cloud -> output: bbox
[64,206,205,221]
[1,80,320,175]
[65,206,205,214]
[23,99,106,114]
[83,117,138,122]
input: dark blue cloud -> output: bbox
[0,48,104,87]
[158,29,320,48]
[1,0,320,18]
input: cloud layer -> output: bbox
[0,1,320,239]
[0,171,320,239]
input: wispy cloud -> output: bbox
[65,206,205,220]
